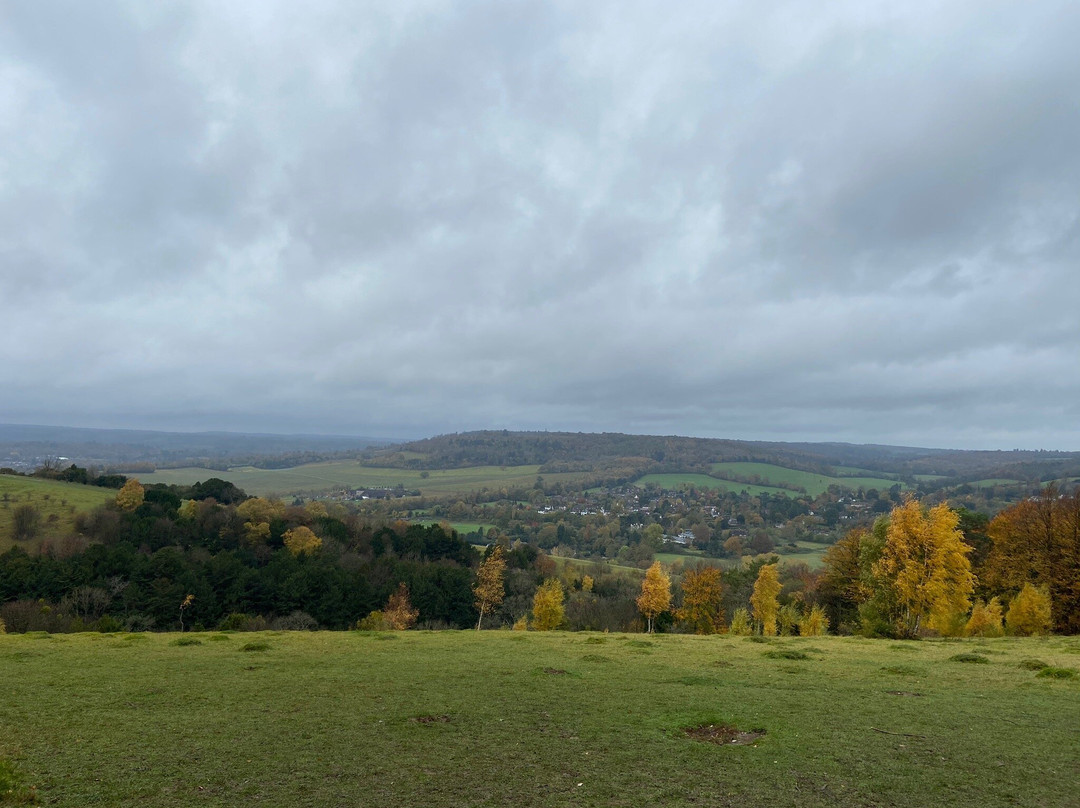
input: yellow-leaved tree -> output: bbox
[531,578,565,631]
[965,598,1004,637]
[283,526,322,557]
[473,545,507,630]
[115,478,145,511]
[237,497,285,546]
[874,500,973,637]
[678,566,725,634]
[750,563,781,636]
[799,604,829,636]
[384,583,419,630]
[1005,583,1052,636]
[637,561,671,633]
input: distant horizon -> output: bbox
[2,419,1077,455]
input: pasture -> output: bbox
[135,462,588,498]
[0,475,115,551]
[1,631,1077,807]
[633,473,792,497]
[709,462,904,497]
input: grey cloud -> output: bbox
[2,1,1079,448]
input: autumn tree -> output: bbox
[874,499,973,637]
[965,598,1004,637]
[283,525,322,556]
[798,604,829,636]
[384,583,419,630]
[678,566,725,634]
[729,608,752,636]
[983,487,1080,633]
[473,545,507,630]
[750,563,781,635]
[115,478,145,511]
[1005,583,1052,636]
[237,497,285,547]
[531,578,565,631]
[637,561,671,633]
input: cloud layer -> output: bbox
[2,1,1079,448]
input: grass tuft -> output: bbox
[1035,667,1077,680]
[949,652,989,664]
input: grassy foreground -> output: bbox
[1,632,1078,807]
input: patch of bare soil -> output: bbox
[683,723,766,745]
[411,714,451,724]
[543,667,568,675]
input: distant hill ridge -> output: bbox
[376,430,1080,483]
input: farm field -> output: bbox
[710,462,904,497]
[968,478,1024,488]
[0,475,115,551]
[655,540,828,571]
[633,473,792,497]
[0,631,1077,807]
[136,462,588,498]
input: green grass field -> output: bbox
[136,462,587,498]
[634,473,793,497]
[968,479,1024,488]
[0,631,1077,807]
[710,463,904,497]
[0,475,115,551]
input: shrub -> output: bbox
[11,504,41,542]
[94,615,124,633]
[1006,584,1053,636]
[271,611,319,631]
[356,611,391,631]
[217,613,268,632]
[511,614,529,631]
[729,608,752,636]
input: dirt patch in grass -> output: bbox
[542,667,568,675]
[886,691,924,697]
[411,714,451,724]
[683,723,766,746]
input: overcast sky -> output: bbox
[2,1,1079,449]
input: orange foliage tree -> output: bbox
[983,487,1080,633]
[637,561,671,633]
[384,583,419,630]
